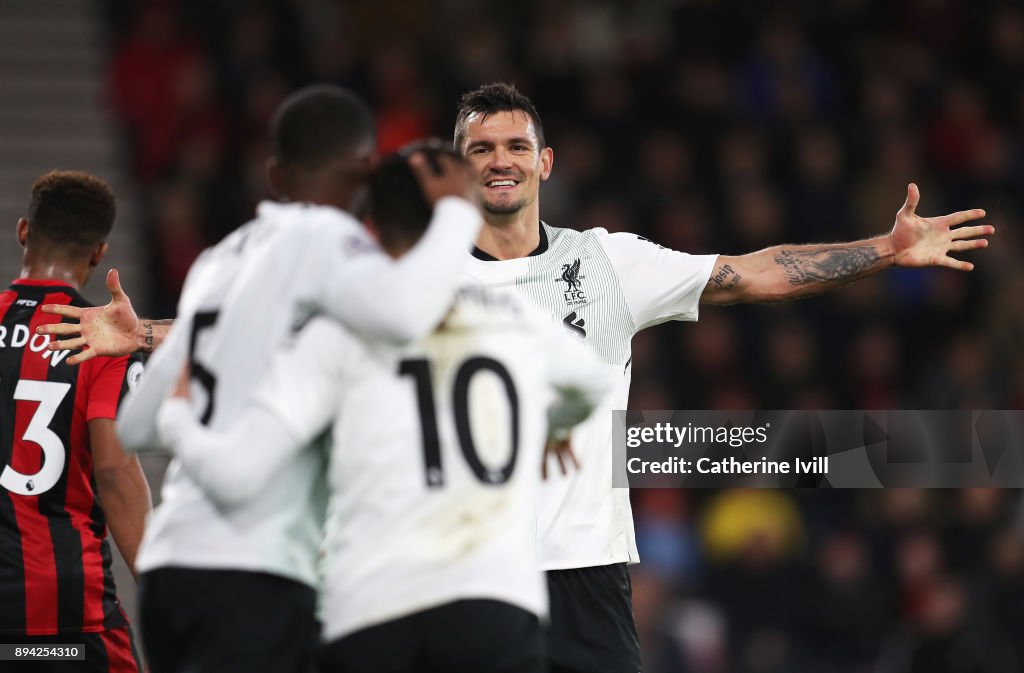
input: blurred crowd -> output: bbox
[632,487,1024,673]
[98,1,1024,672]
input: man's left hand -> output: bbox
[889,183,993,271]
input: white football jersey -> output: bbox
[156,286,613,640]
[462,223,717,570]
[119,197,481,586]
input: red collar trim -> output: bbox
[10,278,75,288]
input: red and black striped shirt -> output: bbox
[0,279,139,636]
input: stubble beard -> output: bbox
[483,196,528,215]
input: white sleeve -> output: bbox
[116,249,211,452]
[321,196,482,344]
[244,317,355,441]
[598,230,718,331]
[116,317,189,452]
[154,317,356,507]
[156,399,297,507]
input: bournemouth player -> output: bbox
[0,171,149,671]
[454,82,993,673]
[155,146,614,673]
[109,89,477,673]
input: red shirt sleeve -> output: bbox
[83,355,132,421]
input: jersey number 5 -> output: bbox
[1,380,72,495]
[189,310,220,425]
[399,357,520,488]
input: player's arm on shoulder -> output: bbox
[701,183,992,305]
[37,269,174,363]
[322,153,482,343]
[157,317,350,507]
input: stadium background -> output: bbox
[1,1,1023,671]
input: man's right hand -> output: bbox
[409,150,480,207]
[36,268,141,365]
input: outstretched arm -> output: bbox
[701,184,992,305]
[36,269,173,364]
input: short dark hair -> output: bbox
[270,85,376,170]
[28,170,116,250]
[453,82,545,151]
[370,141,463,249]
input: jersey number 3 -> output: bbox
[2,380,72,495]
[399,357,520,488]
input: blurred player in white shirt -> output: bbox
[41,81,991,673]
[55,88,482,673]
[156,145,614,673]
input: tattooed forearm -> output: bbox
[701,237,893,305]
[138,318,175,353]
[772,246,883,286]
[141,321,156,353]
[709,263,742,291]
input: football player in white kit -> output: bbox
[38,83,993,673]
[155,146,614,673]
[453,82,992,673]
[86,89,480,673]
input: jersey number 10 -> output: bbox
[399,357,520,489]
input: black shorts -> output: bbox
[546,563,642,673]
[0,626,142,673]
[318,599,543,673]
[138,567,318,673]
